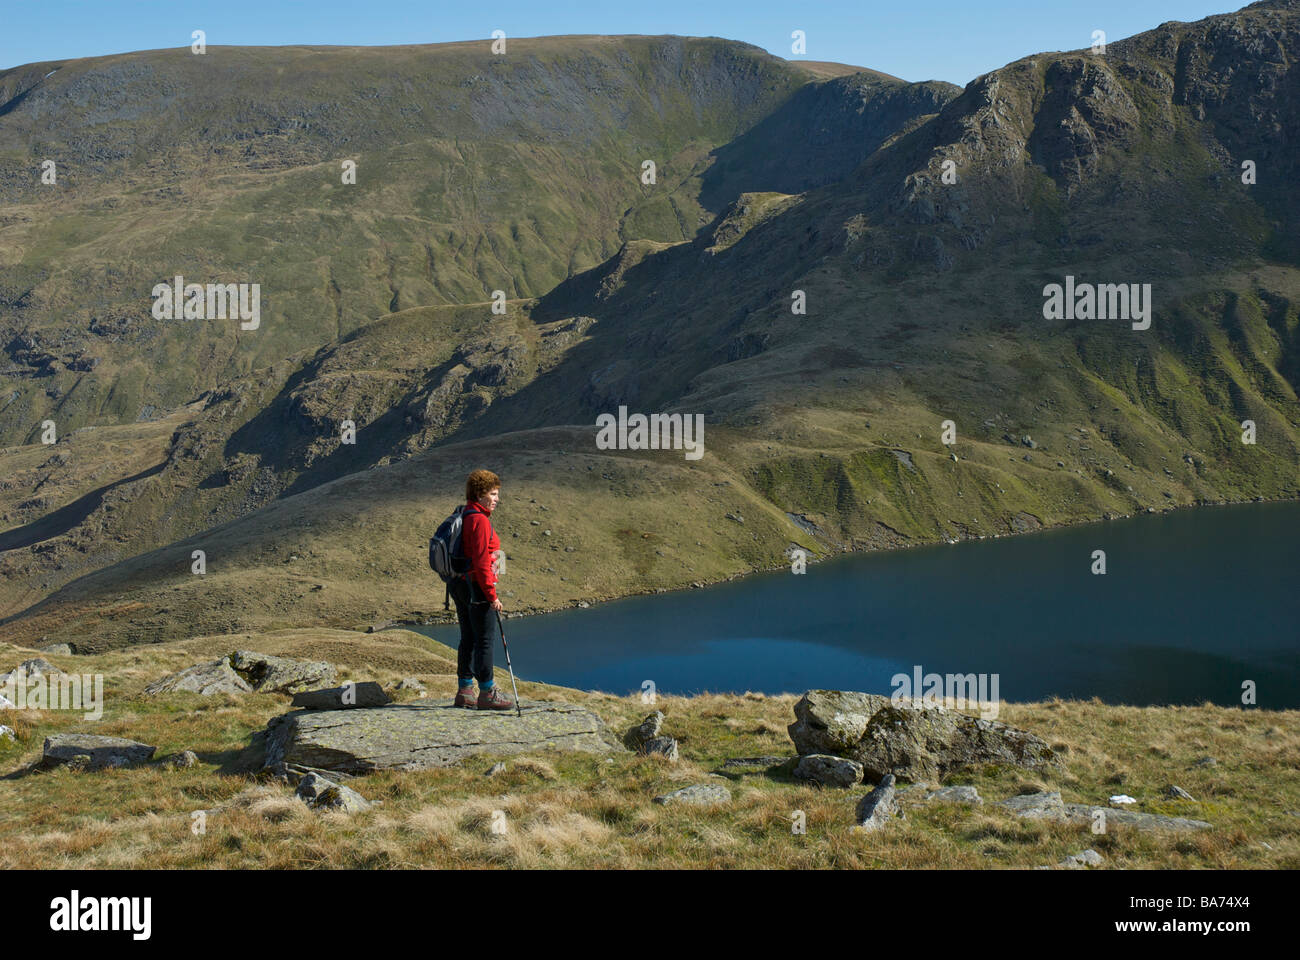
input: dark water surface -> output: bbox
[412,500,1300,706]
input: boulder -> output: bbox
[144,656,253,696]
[1,658,58,684]
[794,753,864,788]
[855,774,898,831]
[263,698,623,777]
[232,650,335,693]
[1165,785,1195,801]
[296,772,372,814]
[38,643,74,655]
[654,784,731,806]
[42,734,156,771]
[291,682,390,710]
[0,725,14,741]
[789,690,1057,783]
[788,690,892,756]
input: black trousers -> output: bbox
[449,576,497,683]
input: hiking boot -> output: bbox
[454,688,479,709]
[477,686,515,711]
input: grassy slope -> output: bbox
[0,36,819,445]
[0,628,1295,869]
[3,7,1300,646]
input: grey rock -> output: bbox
[396,677,427,694]
[0,725,15,742]
[263,698,624,777]
[1063,804,1210,832]
[1193,756,1218,767]
[42,734,156,771]
[624,711,664,750]
[855,774,898,831]
[1060,848,1104,869]
[790,690,1058,783]
[794,753,864,788]
[38,643,74,655]
[924,785,983,805]
[997,791,1067,821]
[291,681,390,710]
[160,750,198,769]
[641,736,679,761]
[144,656,253,696]
[1165,784,1195,801]
[654,783,731,806]
[486,762,507,776]
[296,772,372,814]
[1,658,58,685]
[232,650,336,694]
[788,690,892,756]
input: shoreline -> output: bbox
[397,492,1300,628]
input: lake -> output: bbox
[411,500,1300,707]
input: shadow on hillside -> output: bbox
[0,461,166,553]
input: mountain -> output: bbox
[1,3,1298,650]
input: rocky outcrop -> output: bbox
[788,690,1058,783]
[262,698,624,778]
[144,656,253,696]
[232,650,335,693]
[145,650,335,696]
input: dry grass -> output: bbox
[1,630,1296,869]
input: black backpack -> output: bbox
[429,505,487,609]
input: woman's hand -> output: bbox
[491,598,503,613]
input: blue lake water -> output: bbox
[412,500,1300,707]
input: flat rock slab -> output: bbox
[654,784,732,806]
[263,699,624,777]
[42,734,156,771]
[1063,803,1211,832]
[997,791,1066,820]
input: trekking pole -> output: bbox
[495,609,523,718]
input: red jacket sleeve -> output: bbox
[462,510,499,603]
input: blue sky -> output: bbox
[2,0,1243,83]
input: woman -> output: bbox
[450,469,514,710]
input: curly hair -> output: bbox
[466,469,501,503]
